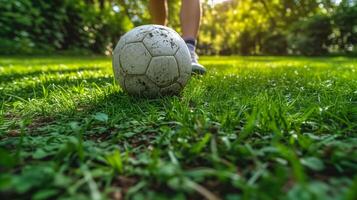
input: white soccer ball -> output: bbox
[112,25,192,97]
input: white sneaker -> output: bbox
[189,51,206,75]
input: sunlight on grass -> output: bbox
[0,56,356,199]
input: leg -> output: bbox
[180,0,202,40]
[180,0,206,74]
[149,0,168,25]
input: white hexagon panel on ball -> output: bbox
[146,56,179,87]
[143,26,181,56]
[120,43,151,75]
[124,75,159,97]
[112,25,192,97]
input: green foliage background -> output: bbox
[0,0,356,55]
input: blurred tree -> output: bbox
[198,0,327,55]
[0,0,133,54]
[0,0,355,55]
[333,0,357,53]
[288,14,333,56]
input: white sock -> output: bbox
[186,43,196,53]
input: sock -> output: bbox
[184,38,196,46]
[186,43,196,53]
[184,37,196,53]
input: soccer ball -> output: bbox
[112,25,192,97]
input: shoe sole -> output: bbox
[191,63,206,75]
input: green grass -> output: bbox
[0,56,356,200]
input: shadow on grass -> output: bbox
[88,91,171,117]
[0,67,103,84]
[2,75,113,101]
[3,71,175,121]
[0,56,109,66]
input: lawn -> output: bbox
[0,56,356,200]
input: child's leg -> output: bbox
[180,0,206,74]
[149,0,168,25]
[180,0,201,40]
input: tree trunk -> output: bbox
[99,0,105,10]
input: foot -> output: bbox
[190,51,206,75]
